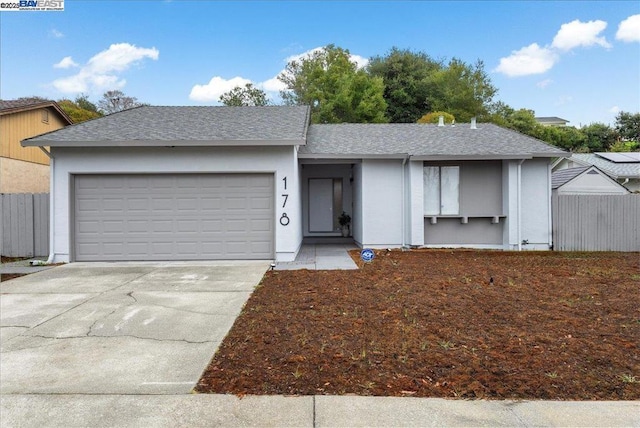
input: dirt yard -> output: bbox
[196,250,639,400]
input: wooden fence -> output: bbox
[552,194,639,251]
[1,193,49,257]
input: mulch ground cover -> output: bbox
[196,250,639,400]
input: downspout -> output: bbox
[517,159,525,251]
[36,147,55,265]
[547,162,553,249]
[401,155,409,249]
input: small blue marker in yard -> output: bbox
[360,249,375,262]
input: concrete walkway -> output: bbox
[0,257,55,275]
[276,243,358,270]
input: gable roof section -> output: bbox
[0,99,73,125]
[566,153,640,180]
[552,166,590,189]
[302,123,567,160]
[23,105,311,147]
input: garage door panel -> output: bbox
[74,174,274,261]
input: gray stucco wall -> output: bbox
[424,217,503,245]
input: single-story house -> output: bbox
[553,152,640,193]
[23,106,567,263]
[552,166,630,195]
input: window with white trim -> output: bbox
[423,166,460,215]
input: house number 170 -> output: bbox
[280,176,290,226]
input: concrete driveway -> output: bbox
[0,261,269,395]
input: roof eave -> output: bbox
[298,153,409,160]
[1,101,73,125]
[412,154,534,161]
[22,138,306,148]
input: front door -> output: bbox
[308,178,342,232]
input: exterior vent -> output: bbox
[438,116,444,127]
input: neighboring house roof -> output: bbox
[552,166,590,189]
[535,116,569,125]
[22,105,311,146]
[302,123,567,159]
[564,153,640,180]
[0,99,73,124]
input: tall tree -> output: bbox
[368,49,497,123]
[581,123,618,152]
[278,45,387,123]
[427,59,497,123]
[367,48,442,123]
[615,111,640,143]
[220,83,269,106]
[98,90,143,115]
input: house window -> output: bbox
[41,110,49,124]
[423,166,459,215]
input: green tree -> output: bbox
[278,45,387,123]
[220,83,269,106]
[367,48,442,123]
[98,90,144,115]
[58,94,102,123]
[58,98,103,123]
[615,111,640,142]
[368,49,497,123]
[426,59,497,123]
[580,123,618,152]
[417,111,455,124]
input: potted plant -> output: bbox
[338,211,351,237]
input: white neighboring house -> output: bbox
[553,153,640,193]
[551,166,629,195]
[22,106,567,263]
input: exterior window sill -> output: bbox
[425,215,506,224]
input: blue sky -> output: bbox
[1,1,638,127]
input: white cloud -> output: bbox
[261,76,286,93]
[52,43,159,94]
[537,78,553,88]
[551,19,611,50]
[50,29,64,38]
[495,19,615,78]
[616,14,640,42]
[53,56,78,69]
[494,43,558,77]
[189,45,369,102]
[189,76,252,102]
[609,105,620,114]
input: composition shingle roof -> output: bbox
[568,153,640,179]
[23,105,311,145]
[302,123,567,159]
[552,166,590,189]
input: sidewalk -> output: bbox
[1,394,637,427]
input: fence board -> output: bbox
[553,194,639,251]
[1,193,50,257]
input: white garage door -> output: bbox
[74,174,274,261]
